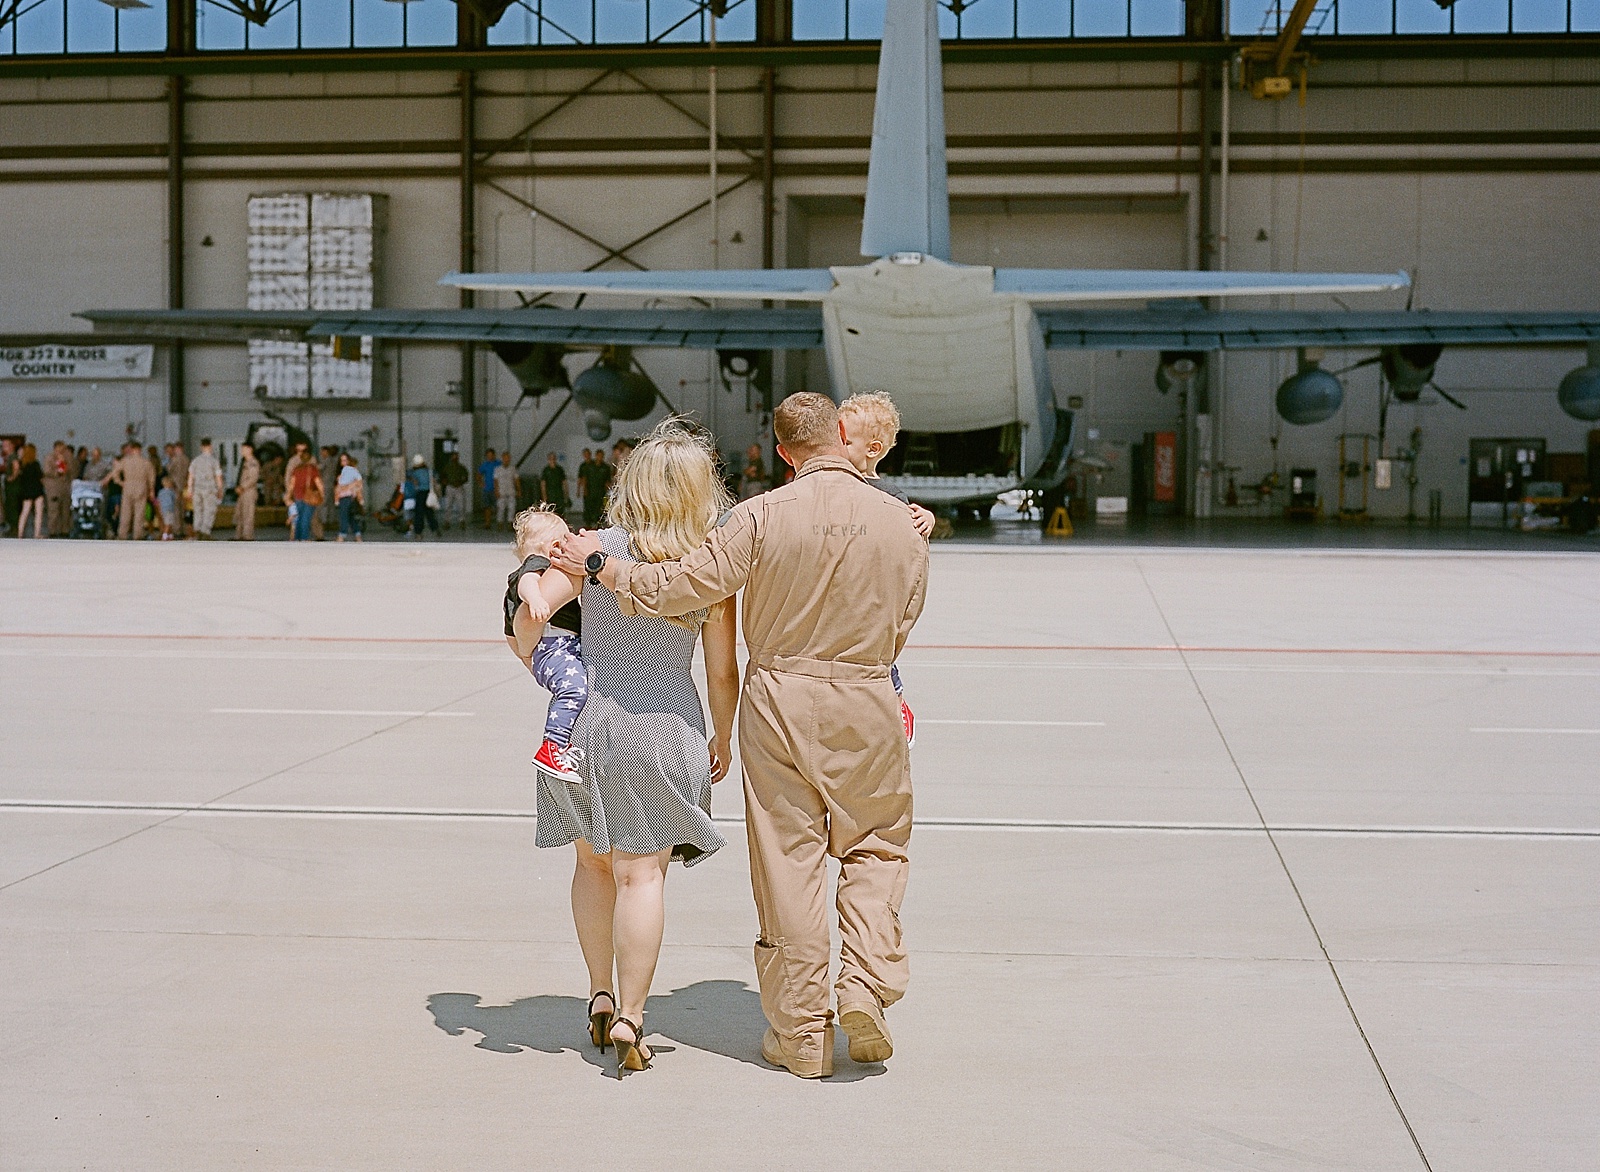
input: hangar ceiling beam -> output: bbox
[8,36,1600,81]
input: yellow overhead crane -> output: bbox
[1240,0,1329,100]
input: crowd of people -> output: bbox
[1,429,785,543]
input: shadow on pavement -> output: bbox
[427,979,883,1082]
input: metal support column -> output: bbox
[458,68,477,419]
[761,66,776,271]
[165,78,185,417]
[164,0,191,420]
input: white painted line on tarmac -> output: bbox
[3,801,1594,838]
[1470,727,1600,735]
[210,708,475,718]
[907,659,1600,679]
[919,719,1104,727]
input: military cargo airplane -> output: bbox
[81,0,1600,506]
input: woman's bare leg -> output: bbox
[571,841,616,1001]
[610,848,671,1053]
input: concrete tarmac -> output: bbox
[2,541,1595,1169]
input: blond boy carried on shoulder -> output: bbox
[838,390,933,745]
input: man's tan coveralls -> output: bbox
[165,447,189,538]
[112,451,155,540]
[610,455,928,1065]
[235,455,260,540]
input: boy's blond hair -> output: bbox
[839,391,901,450]
[512,505,568,561]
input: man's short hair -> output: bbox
[200,436,212,447]
[839,391,901,450]
[773,392,840,454]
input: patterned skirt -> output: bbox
[534,693,726,866]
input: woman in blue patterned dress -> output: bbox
[530,420,740,1076]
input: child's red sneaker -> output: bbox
[533,738,583,782]
[900,699,915,747]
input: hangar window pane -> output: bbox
[0,0,172,53]
[485,0,752,44]
[1512,0,1570,30]
[401,0,455,42]
[1451,0,1511,29]
[190,0,462,49]
[791,0,1182,39]
[1129,0,1181,34]
[1015,0,1070,36]
[351,0,403,46]
[1325,0,1389,32]
[1392,0,1450,33]
[300,0,351,45]
[1574,0,1600,29]
[195,0,247,48]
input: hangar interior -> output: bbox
[3,0,1599,529]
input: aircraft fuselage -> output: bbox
[820,253,1061,504]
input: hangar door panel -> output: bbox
[791,196,1187,407]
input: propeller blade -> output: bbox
[1429,381,1469,410]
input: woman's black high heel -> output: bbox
[609,1015,652,1078]
[587,991,615,1051]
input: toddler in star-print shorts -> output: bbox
[504,505,588,783]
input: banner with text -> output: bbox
[1,345,155,381]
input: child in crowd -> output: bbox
[155,475,179,541]
[838,390,934,745]
[504,505,587,782]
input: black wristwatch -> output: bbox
[584,550,609,585]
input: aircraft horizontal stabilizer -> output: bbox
[995,269,1410,302]
[77,307,826,350]
[1039,308,1600,350]
[441,270,835,301]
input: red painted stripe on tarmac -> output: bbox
[3,631,1599,658]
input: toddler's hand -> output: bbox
[525,595,552,625]
[910,503,935,538]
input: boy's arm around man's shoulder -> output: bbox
[894,523,930,661]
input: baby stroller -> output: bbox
[70,479,105,538]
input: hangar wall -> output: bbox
[2,54,1598,516]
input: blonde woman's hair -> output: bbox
[839,391,901,450]
[512,505,568,561]
[607,418,732,565]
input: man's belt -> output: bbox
[748,652,890,681]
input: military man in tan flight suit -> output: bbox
[556,393,928,1079]
[108,441,156,540]
[165,442,190,539]
[234,442,260,540]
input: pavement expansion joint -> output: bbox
[1134,560,1438,1172]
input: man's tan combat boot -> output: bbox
[761,1027,834,1079]
[838,1000,893,1063]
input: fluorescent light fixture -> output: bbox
[98,0,153,10]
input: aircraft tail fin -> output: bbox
[859,0,951,261]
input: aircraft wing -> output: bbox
[440,270,836,302]
[77,307,826,350]
[998,269,1409,302]
[1038,309,1600,350]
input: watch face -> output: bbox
[585,551,605,572]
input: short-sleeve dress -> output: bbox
[533,527,727,866]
